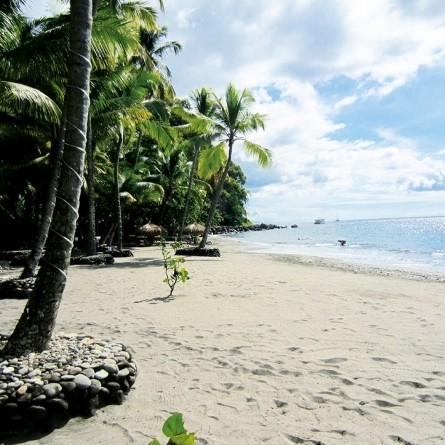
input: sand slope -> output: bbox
[1,238,445,444]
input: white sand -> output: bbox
[2,237,445,444]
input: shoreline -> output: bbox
[216,235,445,283]
[1,237,445,444]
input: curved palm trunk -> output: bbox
[199,141,233,248]
[3,0,93,356]
[20,112,67,279]
[156,188,171,227]
[114,124,124,251]
[179,143,199,239]
[133,130,143,169]
[85,114,97,255]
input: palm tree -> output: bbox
[139,25,181,79]
[176,88,217,238]
[81,0,171,253]
[91,65,174,248]
[3,0,94,355]
[199,84,273,248]
[0,10,66,276]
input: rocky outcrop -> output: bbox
[209,223,284,235]
[175,247,221,257]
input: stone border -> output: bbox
[0,334,137,438]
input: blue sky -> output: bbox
[26,0,445,224]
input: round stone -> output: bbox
[94,369,109,380]
[16,385,28,395]
[73,373,91,390]
[89,379,102,395]
[117,368,129,378]
[103,363,118,374]
[105,382,121,392]
[60,374,75,381]
[60,381,76,392]
[27,405,47,420]
[81,367,95,379]
[43,383,62,398]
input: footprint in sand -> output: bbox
[274,399,288,408]
[371,357,397,364]
[223,383,244,391]
[321,357,348,364]
[388,435,414,444]
[317,369,341,376]
[374,399,399,408]
[399,380,426,389]
[288,346,303,353]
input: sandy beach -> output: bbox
[1,237,445,445]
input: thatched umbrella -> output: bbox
[183,222,205,235]
[137,222,163,236]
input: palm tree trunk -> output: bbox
[133,130,143,169]
[85,113,97,255]
[199,142,233,248]
[3,0,93,356]
[20,110,67,279]
[114,124,124,251]
[179,143,198,239]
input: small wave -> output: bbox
[432,251,445,257]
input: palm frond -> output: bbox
[243,140,273,168]
[237,112,266,133]
[141,119,175,149]
[198,142,227,180]
[0,81,61,123]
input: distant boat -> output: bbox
[314,218,325,224]
[291,224,298,228]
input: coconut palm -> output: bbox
[90,64,174,249]
[3,0,94,355]
[199,84,273,248]
[138,25,181,79]
[176,87,218,238]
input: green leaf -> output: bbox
[171,432,196,445]
[162,413,187,438]
[148,439,162,445]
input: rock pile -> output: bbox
[0,277,35,299]
[0,334,137,437]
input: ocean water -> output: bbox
[225,216,445,274]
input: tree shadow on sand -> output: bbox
[133,295,175,304]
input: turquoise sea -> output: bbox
[225,216,445,274]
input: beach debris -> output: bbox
[0,334,137,437]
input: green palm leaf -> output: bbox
[243,140,273,168]
[197,142,227,180]
[0,81,61,123]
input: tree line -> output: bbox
[0,0,272,356]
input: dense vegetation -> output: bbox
[1,0,271,356]
[0,1,271,252]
